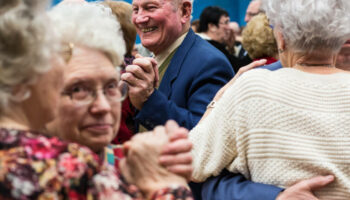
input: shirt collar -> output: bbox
[154,31,189,67]
[197,32,212,40]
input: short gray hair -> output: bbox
[263,0,350,53]
[0,0,54,111]
[49,2,126,66]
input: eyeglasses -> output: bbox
[62,80,128,106]
[219,21,230,25]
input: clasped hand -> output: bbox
[121,54,159,110]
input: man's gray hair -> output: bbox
[263,0,350,53]
[49,2,126,66]
[0,0,55,112]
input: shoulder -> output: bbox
[224,68,281,99]
[187,36,233,73]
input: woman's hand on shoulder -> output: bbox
[214,59,267,102]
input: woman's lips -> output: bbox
[82,124,112,134]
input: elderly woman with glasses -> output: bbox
[189,0,350,199]
[0,0,193,199]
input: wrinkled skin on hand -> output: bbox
[276,175,334,200]
[119,121,188,198]
[121,54,159,110]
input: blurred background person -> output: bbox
[229,22,242,43]
[190,0,350,199]
[336,39,350,71]
[236,0,263,67]
[197,6,240,72]
[191,19,200,33]
[244,0,262,23]
[225,22,242,58]
[242,13,278,64]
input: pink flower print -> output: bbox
[58,153,86,179]
[22,136,66,160]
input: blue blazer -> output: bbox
[135,29,234,130]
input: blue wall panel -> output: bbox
[52,0,251,26]
[51,0,252,43]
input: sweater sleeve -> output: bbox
[189,76,248,182]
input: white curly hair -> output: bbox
[262,0,350,53]
[0,0,55,112]
[49,2,126,66]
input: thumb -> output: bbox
[304,175,334,191]
[135,53,143,59]
[123,141,132,156]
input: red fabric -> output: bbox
[254,57,278,65]
[113,98,135,144]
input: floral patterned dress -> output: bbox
[0,128,193,200]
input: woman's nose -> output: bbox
[90,93,112,114]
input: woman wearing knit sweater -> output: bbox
[190,0,350,199]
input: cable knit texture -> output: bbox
[190,68,350,200]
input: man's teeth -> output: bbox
[142,27,157,33]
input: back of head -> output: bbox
[198,6,228,33]
[263,0,350,54]
[0,0,54,112]
[49,2,126,66]
[104,1,136,57]
[242,13,277,59]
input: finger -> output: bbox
[161,139,192,155]
[133,58,154,74]
[238,59,267,75]
[166,165,193,180]
[122,141,131,157]
[125,65,154,83]
[168,128,189,141]
[159,152,192,166]
[152,61,159,87]
[165,120,180,135]
[303,175,334,190]
[133,56,159,87]
[135,53,143,59]
[153,125,166,135]
[121,72,139,87]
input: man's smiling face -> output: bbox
[132,0,184,55]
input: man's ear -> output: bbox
[180,1,192,24]
[208,23,218,32]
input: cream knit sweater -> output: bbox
[190,68,350,200]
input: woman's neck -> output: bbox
[283,50,343,74]
[288,51,337,67]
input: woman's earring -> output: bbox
[278,48,285,54]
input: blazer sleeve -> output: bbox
[135,56,234,130]
[201,170,283,200]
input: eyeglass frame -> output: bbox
[61,67,128,106]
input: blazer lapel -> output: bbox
[158,29,197,98]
